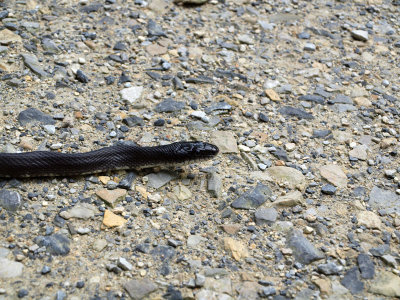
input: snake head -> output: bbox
[175,141,219,160]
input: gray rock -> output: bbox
[298,94,325,104]
[195,273,206,287]
[369,186,400,214]
[20,53,49,77]
[317,262,342,275]
[321,184,337,195]
[304,42,316,51]
[330,94,353,104]
[43,124,56,135]
[147,171,177,189]
[207,172,222,198]
[124,279,157,300]
[18,108,55,126]
[0,189,21,212]
[205,102,232,114]
[340,267,364,294]
[42,38,59,54]
[154,98,185,113]
[34,234,70,256]
[254,207,278,225]
[231,183,272,209]
[312,129,332,138]
[118,257,133,271]
[278,106,313,119]
[369,244,390,257]
[147,19,167,37]
[55,290,66,300]
[260,286,276,297]
[118,172,137,190]
[358,253,375,279]
[286,229,324,264]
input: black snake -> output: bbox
[0,141,219,177]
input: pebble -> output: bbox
[231,183,272,209]
[123,279,157,300]
[207,172,222,198]
[321,184,337,195]
[351,29,369,41]
[0,189,21,212]
[34,234,70,256]
[146,171,177,189]
[18,108,55,126]
[119,86,143,104]
[286,229,324,264]
[357,253,375,279]
[369,271,400,297]
[223,237,249,261]
[96,188,126,207]
[254,207,277,225]
[0,258,24,278]
[357,211,382,229]
[265,166,307,191]
[210,131,238,153]
[20,53,48,77]
[102,210,127,228]
[319,164,347,188]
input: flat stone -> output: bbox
[59,204,96,220]
[0,28,22,45]
[118,257,133,271]
[369,271,400,297]
[204,276,232,295]
[349,145,368,160]
[187,235,206,248]
[173,185,192,201]
[317,262,342,275]
[351,30,369,41]
[237,34,254,44]
[369,186,400,214]
[0,189,21,212]
[254,207,278,225]
[92,239,108,252]
[321,184,337,195]
[119,86,143,104]
[21,53,49,77]
[124,279,158,300]
[96,188,126,207]
[357,253,375,279]
[269,190,303,207]
[278,106,313,119]
[34,234,70,256]
[357,211,382,229]
[266,166,307,191]
[340,267,364,294]
[154,98,185,113]
[207,172,222,198]
[286,229,324,264]
[145,43,167,55]
[220,224,241,235]
[102,210,127,227]
[231,183,272,209]
[18,108,55,126]
[210,131,238,153]
[146,171,177,189]
[312,277,331,295]
[330,94,353,104]
[319,164,347,188]
[0,258,23,278]
[354,97,372,107]
[264,89,281,101]
[223,237,249,261]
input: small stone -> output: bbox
[349,145,368,160]
[0,28,22,45]
[41,265,51,274]
[207,172,222,198]
[124,279,158,300]
[357,211,382,229]
[118,257,133,271]
[223,237,249,261]
[351,30,369,41]
[154,98,185,113]
[173,185,192,201]
[0,258,24,278]
[319,164,347,188]
[264,89,281,101]
[102,210,127,228]
[187,235,206,248]
[18,108,55,126]
[254,207,277,225]
[286,229,324,264]
[304,42,316,51]
[21,54,49,77]
[270,190,303,207]
[220,224,241,235]
[92,239,108,252]
[266,166,307,191]
[357,253,375,279]
[312,277,331,295]
[210,131,238,153]
[147,171,177,189]
[119,86,143,104]
[96,188,126,207]
[317,262,342,275]
[341,267,364,294]
[231,183,272,209]
[75,70,89,83]
[279,106,313,119]
[0,189,21,212]
[321,184,337,195]
[43,124,56,135]
[34,234,70,256]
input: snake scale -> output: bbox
[0,141,219,178]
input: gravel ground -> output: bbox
[1,0,400,299]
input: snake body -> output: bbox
[0,141,219,178]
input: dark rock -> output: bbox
[150,245,175,262]
[118,73,132,84]
[75,70,89,83]
[259,112,269,122]
[81,3,102,13]
[122,116,144,127]
[298,31,310,39]
[286,229,324,264]
[146,71,162,81]
[0,10,9,20]
[41,265,51,274]
[34,234,70,256]
[259,286,276,297]
[18,108,55,126]
[105,76,115,85]
[270,148,289,161]
[147,19,167,37]
[55,290,66,300]
[154,98,185,113]
[340,267,364,294]
[113,41,127,50]
[321,184,336,195]
[118,172,137,190]
[0,190,21,212]
[185,76,214,84]
[298,94,325,104]
[17,289,28,298]
[172,77,184,90]
[231,183,272,209]
[135,243,151,253]
[278,106,314,119]
[154,118,165,126]
[20,54,49,77]
[369,244,390,257]
[312,129,332,138]
[357,253,375,279]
